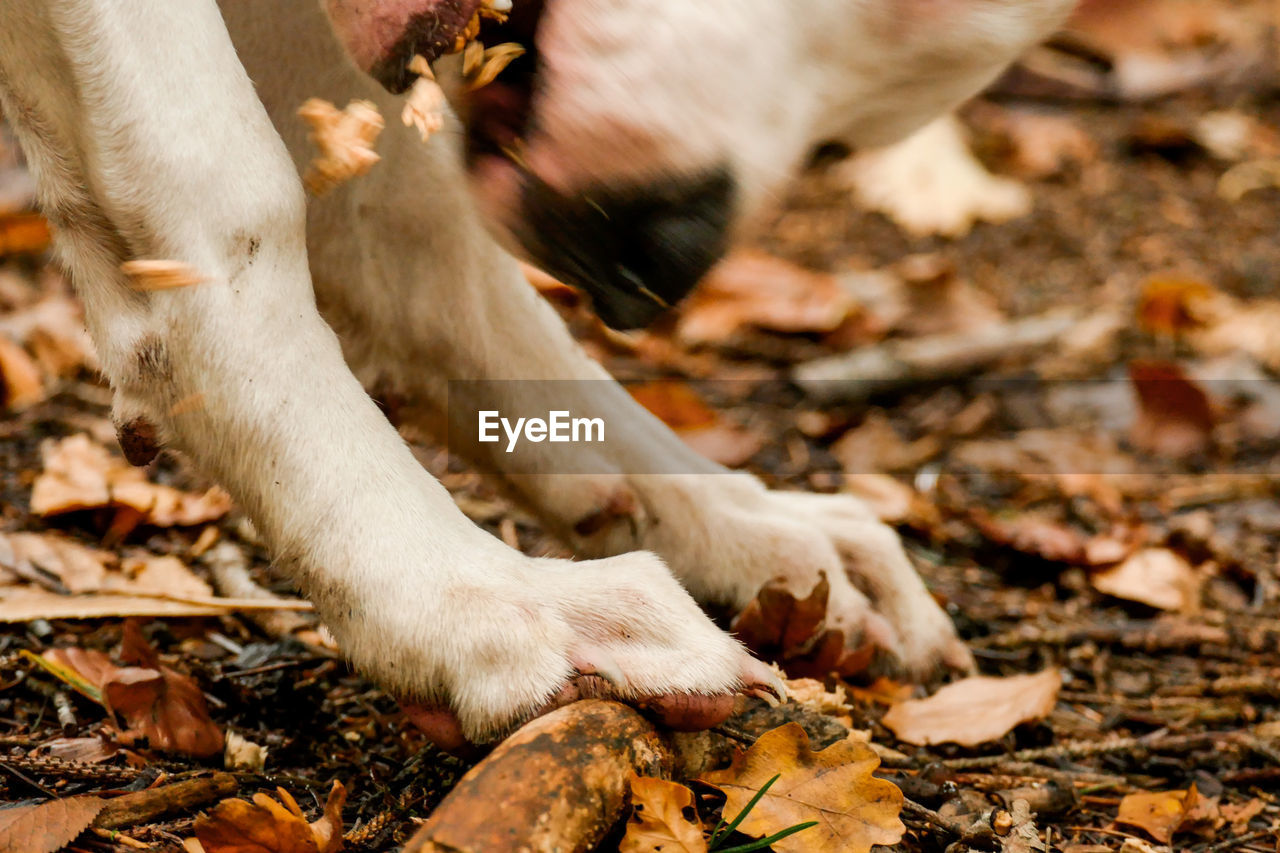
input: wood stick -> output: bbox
[403,701,669,853]
[402,697,855,853]
[94,773,239,830]
[793,308,1079,404]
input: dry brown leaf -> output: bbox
[882,669,1061,746]
[620,775,708,853]
[299,98,384,195]
[30,434,232,526]
[1136,276,1217,338]
[846,116,1030,238]
[675,250,855,345]
[894,253,1004,338]
[44,622,224,757]
[120,260,208,291]
[832,410,940,475]
[1115,785,1219,844]
[196,780,346,853]
[1129,360,1216,460]
[0,333,43,409]
[842,475,916,524]
[628,382,764,467]
[0,531,113,592]
[1190,295,1280,372]
[0,293,96,377]
[702,723,904,853]
[971,510,1088,565]
[987,108,1098,179]
[39,736,120,764]
[0,794,105,853]
[731,575,874,679]
[1091,548,1200,612]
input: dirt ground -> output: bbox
[1,31,1279,853]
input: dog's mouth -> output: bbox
[460,0,547,171]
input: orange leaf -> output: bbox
[0,335,44,410]
[629,382,764,467]
[196,781,346,853]
[0,794,105,853]
[730,575,874,679]
[1128,360,1216,459]
[882,669,1061,746]
[675,250,855,344]
[620,775,707,853]
[1115,786,1216,844]
[702,724,903,853]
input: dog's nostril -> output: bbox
[520,168,736,330]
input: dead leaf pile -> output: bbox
[31,433,232,526]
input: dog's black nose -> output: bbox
[518,168,735,329]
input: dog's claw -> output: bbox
[570,645,627,690]
[739,657,788,704]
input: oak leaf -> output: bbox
[0,794,105,853]
[882,669,1061,746]
[620,775,707,853]
[196,781,346,853]
[702,723,904,853]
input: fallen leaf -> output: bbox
[702,723,904,853]
[628,382,764,467]
[985,108,1098,179]
[971,511,1088,565]
[0,794,105,853]
[842,474,917,524]
[845,116,1031,238]
[0,334,42,409]
[0,293,96,377]
[675,250,855,345]
[832,410,940,474]
[620,775,707,853]
[39,737,120,764]
[1116,785,1218,844]
[30,434,232,526]
[1129,361,1216,459]
[196,781,346,853]
[40,622,224,757]
[1092,548,1200,612]
[1066,0,1269,100]
[894,253,1004,338]
[1137,277,1217,338]
[730,575,874,679]
[882,669,1061,746]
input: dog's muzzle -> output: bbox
[518,168,736,330]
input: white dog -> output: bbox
[0,0,1072,745]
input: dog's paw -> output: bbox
[582,475,972,678]
[325,543,776,746]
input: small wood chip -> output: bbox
[120,260,208,291]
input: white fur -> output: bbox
[0,0,1069,740]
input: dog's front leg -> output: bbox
[0,0,765,744]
